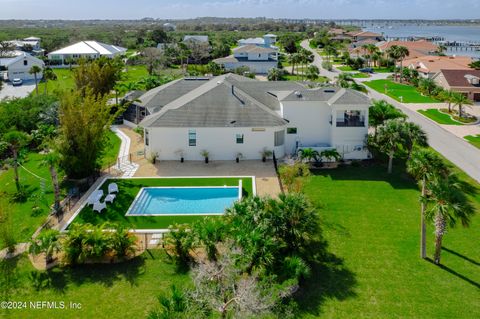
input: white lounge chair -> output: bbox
[108,183,119,194]
[105,194,116,204]
[93,201,107,213]
[87,190,104,206]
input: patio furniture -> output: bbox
[108,183,119,194]
[87,190,104,206]
[105,194,116,204]
[93,201,107,213]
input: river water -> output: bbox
[364,24,480,58]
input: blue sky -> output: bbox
[0,0,478,20]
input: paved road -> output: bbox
[301,39,480,182]
[368,89,480,183]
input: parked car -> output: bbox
[358,68,374,74]
[12,78,23,86]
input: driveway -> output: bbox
[0,80,37,100]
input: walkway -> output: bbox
[0,243,28,260]
[111,126,139,177]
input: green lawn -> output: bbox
[337,65,354,71]
[37,69,75,94]
[418,109,463,125]
[0,153,65,248]
[465,135,480,149]
[350,72,370,79]
[120,65,149,83]
[0,250,191,319]
[300,164,480,318]
[365,79,438,103]
[337,66,392,73]
[99,130,122,169]
[71,177,254,230]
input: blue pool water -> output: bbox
[126,187,240,216]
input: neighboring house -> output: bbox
[0,51,45,81]
[138,73,370,161]
[183,35,209,43]
[47,41,127,66]
[346,31,384,42]
[377,40,439,59]
[213,45,279,74]
[163,23,176,31]
[433,69,480,102]
[2,36,44,56]
[403,55,473,78]
[238,34,277,48]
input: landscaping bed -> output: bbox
[465,135,480,149]
[418,109,464,125]
[70,177,254,230]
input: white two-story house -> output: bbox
[137,74,370,161]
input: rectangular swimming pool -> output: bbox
[126,186,241,216]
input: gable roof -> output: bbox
[48,41,127,56]
[233,45,277,54]
[0,51,44,67]
[377,40,439,59]
[435,69,480,87]
[403,55,473,74]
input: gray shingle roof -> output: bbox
[233,45,277,54]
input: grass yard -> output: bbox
[300,164,480,318]
[337,65,354,71]
[120,64,149,83]
[99,130,122,169]
[0,250,191,319]
[37,68,75,94]
[418,109,463,125]
[464,135,480,149]
[0,153,66,248]
[349,72,370,78]
[71,177,254,230]
[365,79,438,103]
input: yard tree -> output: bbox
[56,90,119,178]
[0,40,15,57]
[267,68,284,81]
[417,78,437,96]
[3,130,29,192]
[149,27,168,44]
[423,173,475,264]
[336,73,354,88]
[73,57,123,97]
[438,90,456,113]
[402,122,428,160]
[42,67,57,95]
[468,60,480,70]
[452,92,473,118]
[306,65,320,81]
[375,118,407,174]
[368,100,406,137]
[142,47,165,75]
[288,53,301,75]
[29,65,42,96]
[29,229,61,264]
[386,45,409,82]
[186,41,211,65]
[278,34,298,54]
[407,149,449,259]
[41,150,62,214]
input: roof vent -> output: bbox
[324,89,336,93]
[294,91,302,98]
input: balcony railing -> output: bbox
[336,119,365,127]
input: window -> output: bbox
[336,110,365,127]
[236,134,244,144]
[145,129,149,146]
[188,129,196,146]
[23,60,28,66]
[274,130,285,146]
[287,127,297,134]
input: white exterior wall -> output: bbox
[7,56,44,81]
[331,104,369,159]
[247,52,269,61]
[145,126,285,161]
[222,61,278,74]
[281,101,333,155]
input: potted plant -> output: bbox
[148,151,159,164]
[260,147,273,162]
[235,152,243,163]
[201,150,209,163]
[175,149,185,163]
[320,149,341,168]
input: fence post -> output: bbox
[129,153,132,164]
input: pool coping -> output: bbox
[124,184,242,217]
[61,175,256,232]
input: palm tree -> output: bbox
[41,151,62,215]
[438,90,456,113]
[376,119,406,174]
[42,67,57,95]
[267,68,283,81]
[305,65,319,81]
[3,131,29,192]
[407,149,449,259]
[418,78,437,96]
[423,174,475,264]
[298,148,319,162]
[368,100,406,137]
[320,149,341,162]
[402,122,428,160]
[386,45,409,83]
[336,73,354,88]
[29,229,61,264]
[452,92,473,118]
[29,65,42,95]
